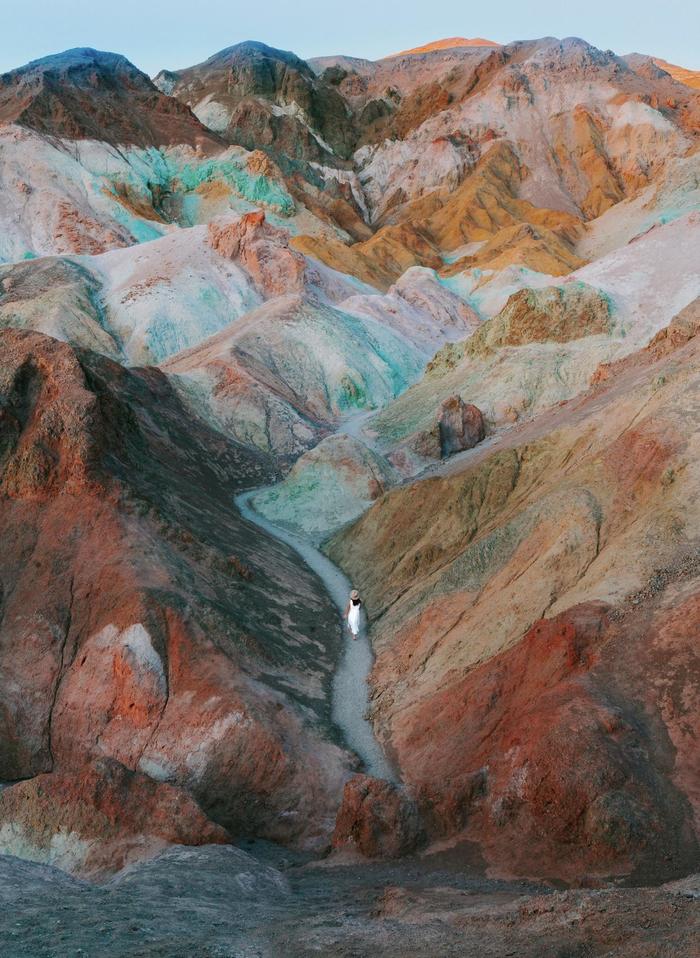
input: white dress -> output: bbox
[348,600,361,635]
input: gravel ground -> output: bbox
[1,843,698,958]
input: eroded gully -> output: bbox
[235,481,396,782]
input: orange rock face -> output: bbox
[292,222,442,291]
[208,212,306,296]
[386,38,501,58]
[652,57,700,90]
[0,760,228,878]
[55,201,129,255]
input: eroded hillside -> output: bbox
[0,29,698,953]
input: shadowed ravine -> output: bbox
[235,487,397,782]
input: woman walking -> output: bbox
[345,589,362,640]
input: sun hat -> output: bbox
[351,589,360,599]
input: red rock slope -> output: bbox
[653,57,700,90]
[0,329,353,875]
[328,300,700,882]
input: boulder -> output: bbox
[437,396,485,457]
[0,759,228,878]
[332,774,424,859]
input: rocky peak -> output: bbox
[0,47,220,148]
[1,47,152,87]
[199,40,316,81]
[386,37,501,58]
[155,40,356,161]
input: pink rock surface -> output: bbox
[208,211,306,296]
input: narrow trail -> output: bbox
[235,487,396,782]
[335,408,381,448]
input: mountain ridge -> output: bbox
[0,46,222,148]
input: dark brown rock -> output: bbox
[155,41,356,161]
[437,395,485,457]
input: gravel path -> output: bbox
[236,487,396,781]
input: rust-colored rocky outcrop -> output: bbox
[208,211,306,296]
[467,282,613,357]
[403,599,699,882]
[332,775,424,859]
[0,329,352,873]
[0,760,228,879]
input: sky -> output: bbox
[1,0,698,76]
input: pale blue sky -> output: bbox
[1,0,698,76]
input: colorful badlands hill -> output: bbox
[386,36,501,57]
[0,30,699,951]
[652,56,700,90]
